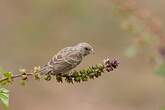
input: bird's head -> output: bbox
[76,42,95,57]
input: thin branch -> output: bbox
[0,73,33,84]
[0,58,119,85]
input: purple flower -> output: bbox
[104,58,119,72]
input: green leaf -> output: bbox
[3,72,12,79]
[0,88,9,93]
[0,67,12,79]
[0,88,9,110]
[3,72,13,82]
[155,64,165,76]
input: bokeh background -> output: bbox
[0,0,165,110]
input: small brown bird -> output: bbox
[40,42,94,75]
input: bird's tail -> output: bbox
[39,65,53,75]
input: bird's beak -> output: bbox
[91,49,95,54]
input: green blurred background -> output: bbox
[0,0,165,110]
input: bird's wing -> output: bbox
[48,47,82,67]
[64,49,82,66]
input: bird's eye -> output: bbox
[85,47,89,51]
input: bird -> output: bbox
[39,42,94,75]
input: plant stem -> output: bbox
[0,73,33,84]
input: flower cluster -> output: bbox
[104,58,119,72]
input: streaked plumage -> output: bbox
[40,42,94,75]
